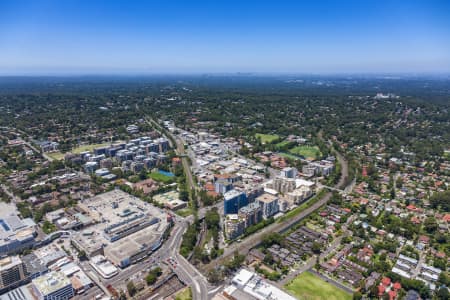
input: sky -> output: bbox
[0,0,450,74]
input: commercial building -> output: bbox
[153,190,187,211]
[32,271,74,300]
[257,193,279,219]
[89,255,118,279]
[0,256,27,292]
[224,190,248,215]
[0,285,35,300]
[231,269,296,300]
[72,190,170,268]
[0,202,37,256]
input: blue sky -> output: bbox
[0,0,449,74]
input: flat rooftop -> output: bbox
[0,202,36,249]
[0,255,22,272]
[153,190,180,205]
[74,190,169,264]
[256,193,278,203]
[32,271,71,296]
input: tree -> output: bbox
[146,273,157,285]
[353,291,363,300]
[312,242,322,254]
[429,190,450,212]
[264,253,274,265]
[204,208,220,230]
[207,269,222,284]
[390,188,396,199]
[436,287,450,300]
[126,280,137,297]
[118,291,127,300]
[145,267,162,285]
[261,232,283,248]
[424,217,438,234]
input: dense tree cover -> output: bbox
[261,232,284,249]
[0,76,449,164]
[180,217,200,258]
[126,281,137,297]
[145,267,162,285]
[429,190,450,212]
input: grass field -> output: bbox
[279,152,301,160]
[255,133,280,144]
[148,172,174,183]
[175,287,192,300]
[289,146,321,160]
[71,143,111,154]
[45,142,111,160]
[285,272,352,300]
[46,152,65,160]
[275,140,292,148]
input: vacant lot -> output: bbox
[255,133,280,144]
[289,146,321,160]
[284,272,351,300]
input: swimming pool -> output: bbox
[158,170,175,177]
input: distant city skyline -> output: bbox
[1,0,450,74]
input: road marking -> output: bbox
[208,285,222,294]
[193,278,201,294]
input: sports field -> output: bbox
[289,146,321,160]
[71,143,111,154]
[284,272,351,300]
[255,133,280,144]
[46,152,65,160]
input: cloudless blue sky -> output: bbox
[0,0,450,74]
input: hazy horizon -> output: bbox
[1,0,450,74]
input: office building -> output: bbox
[0,203,37,256]
[231,269,296,300]
[32,271,74,300]
[224,190,248,215]
[0,256,27,291]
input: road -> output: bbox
[202,151,350,272]
[160,219,210,300]
[0,184,21,204]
